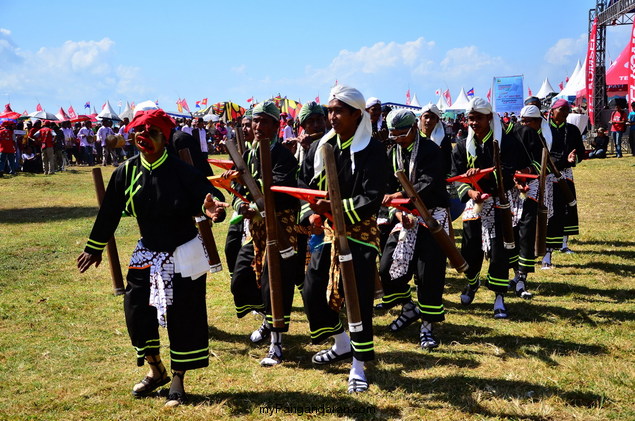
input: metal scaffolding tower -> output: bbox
[590,0,635,126]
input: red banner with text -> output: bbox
[586,17,598,124]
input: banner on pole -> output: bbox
[492,75,524,114]
[587,17,598,124]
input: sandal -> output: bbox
[388,302,420,332]
[250,320,271,344]
[311,347,353,365]
[164,372,187,408]
[419,324,439,350]
[347,377,369,393]
[132,360,170,398]
[260,342,283,367]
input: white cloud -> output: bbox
[0,28,147,106]
[439,46,505,77]
[544,34,587,65]
[307,37,436,84]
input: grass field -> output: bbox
[0,156,634,420]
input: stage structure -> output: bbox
[589,0,635,127]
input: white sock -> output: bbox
[333,332,351,354]
[349,357,366,381]
[562,236,569,249]
[494,294,505,310]
[269,332,282,355]
[542,250,552,265]
[250,320,269,343]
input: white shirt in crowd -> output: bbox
[181,124,193,135]
[282,125,295,140]
[97,126,115,146]
[77,127,94,147]
[194,127,208,153]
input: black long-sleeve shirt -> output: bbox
[450,130,523,203]
[231,140,299,212]
[548,121,585,170]
[298,134,388,226]
[85,151,224,254]
[386,136,449,209]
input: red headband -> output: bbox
[126,109,176,141]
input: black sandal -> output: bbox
[165,372,188,408]
[311,347,353,365]
[347,377,369,393]
[132,360,170,398]
[388,304,420,332]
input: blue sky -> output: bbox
[0,0,631,113]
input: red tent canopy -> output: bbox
[606,43,629,86]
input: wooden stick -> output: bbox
[225,139,294,259]
[321,143,363,333]
[395,170,469,273]
[91,168,125,295]
[492,140,516,249]
[259,139,285,329]
[178,148,222,273]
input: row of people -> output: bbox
[77,86,585,407]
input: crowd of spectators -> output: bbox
[0,116,237,177]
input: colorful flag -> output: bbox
[155,100,159,106]
[558,82,564,90]
[246,97,254,103]
[84,101,90,109]
[130,102,136,109]
[201,98,208,106]
[405,89,411,105]
[315,95,320,104]
[565,76,570,83]
[442,89,452,107]
[435,89,441,96]
[176,98,183,113]
[195,101,201,108]
[466,88,475,97]
[181,99,191,113]
[486,88,492,102]
[68,106,77,119]
[528,87,533,96]
[36,103,43,112]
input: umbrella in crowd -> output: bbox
[71,115,92,123]
[277,97,302,119]
[28,110,59,121]
[0,104,21,120]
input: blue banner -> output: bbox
[492,75,524,114]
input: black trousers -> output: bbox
[302,242,377,361]
[461,210,510,293]
[546,179,579,249]
[379,228,446,322]
[124,268,209,371]
[511,198,537,274]
[224,221,243,278]
[230,242,297,332]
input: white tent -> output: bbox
[446,88,471,110]
[536,77,558,99]
[410,93,421,108]
[436,95,448,111]
[98,101,121,121]
[119,102,134,120]
[557,57,586,99]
